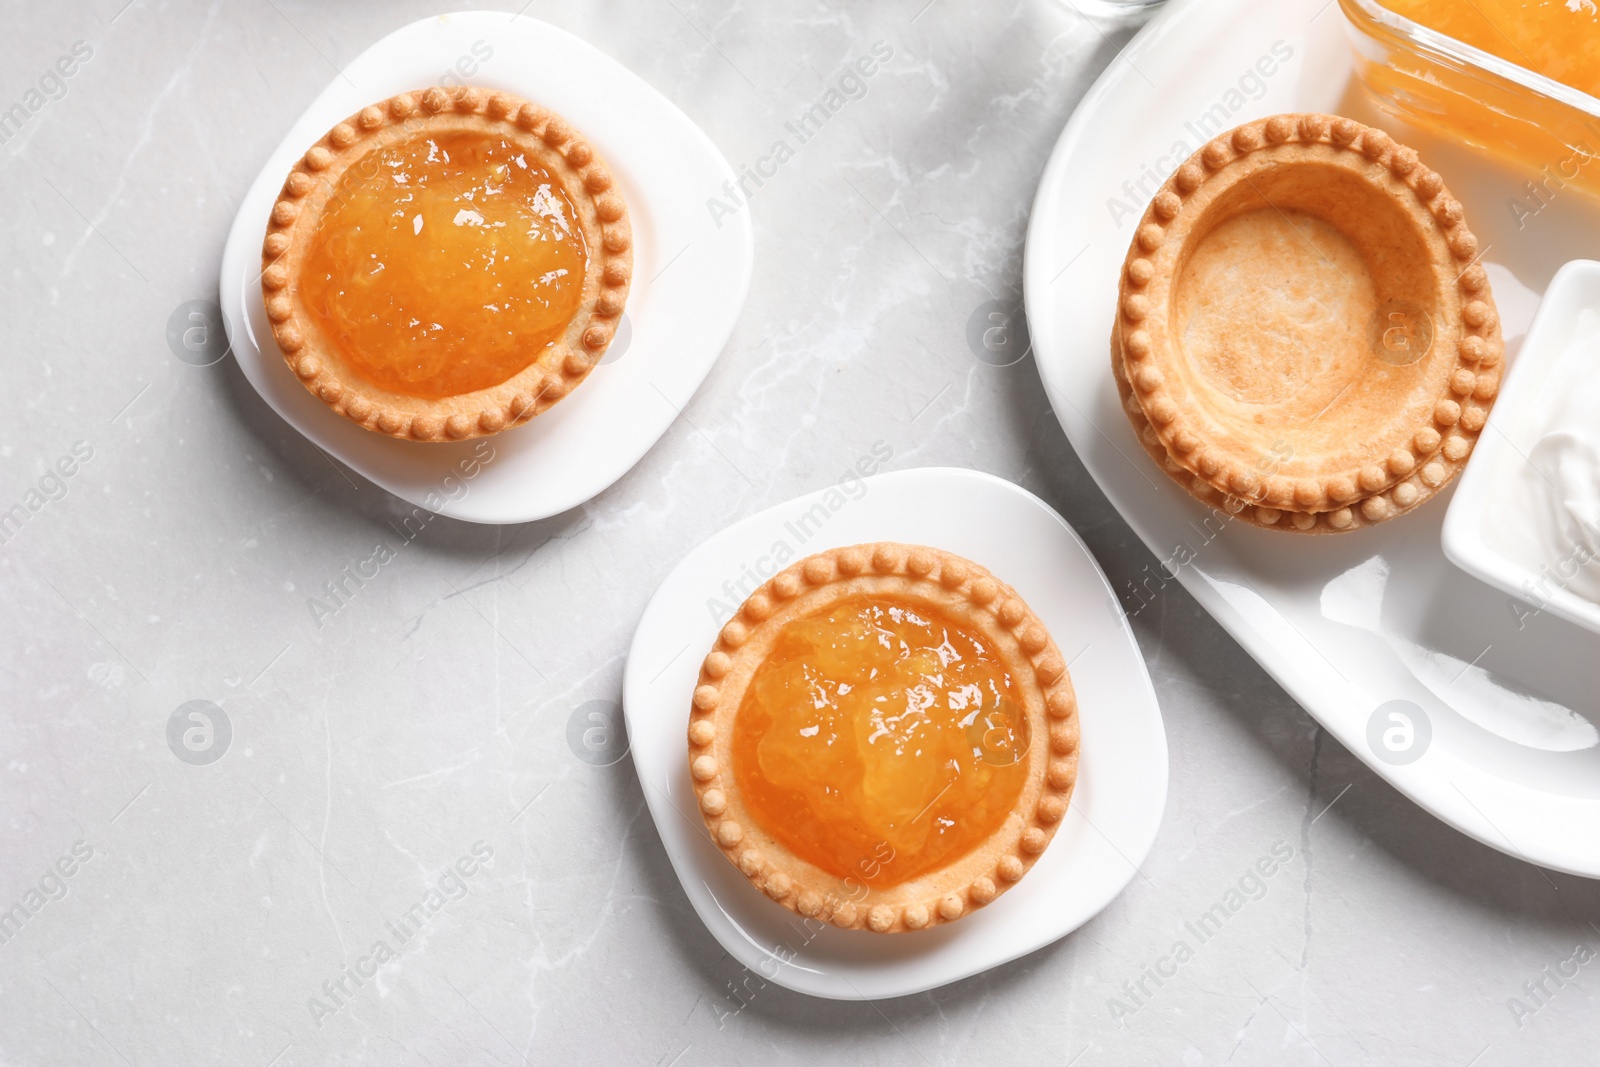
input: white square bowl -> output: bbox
[1443,259,1600,636]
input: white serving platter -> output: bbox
[622,468,1168,999]
[219,12,752,524]
[1445,259,1600,638]
[1026,0,1600,876]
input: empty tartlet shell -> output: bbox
[1112,113,1502,533]
[260,86,632,443]
[686,542,1080,934]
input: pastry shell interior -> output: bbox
[1114,114,1502,533]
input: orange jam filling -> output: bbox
[300,130,588,399]
[732,595,1029,888]
[1383,0,1600,97]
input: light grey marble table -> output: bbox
[3,2,1598,1064]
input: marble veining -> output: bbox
[1,1,1597,1064]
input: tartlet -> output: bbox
[686,543,1080,934]
[1112,113,1503,533]
[261,86,632,442]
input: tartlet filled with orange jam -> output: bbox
[261,86,632,442]
[688,543,1080,934]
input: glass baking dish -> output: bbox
[1339,0,1600,202]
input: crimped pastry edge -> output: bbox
[686,542,1080,933]
[261,86,633,442]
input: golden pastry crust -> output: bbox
[1113,114,1501,533]
[687,543,1080,934]
[261,86,632,442]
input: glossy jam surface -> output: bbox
[1385,0,1600,97]
[301,131,587,399]
[732,596,1029,887]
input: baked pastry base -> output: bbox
[1112,114,1502,532]
[687,543,1080,933]
[261,86,633,442]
